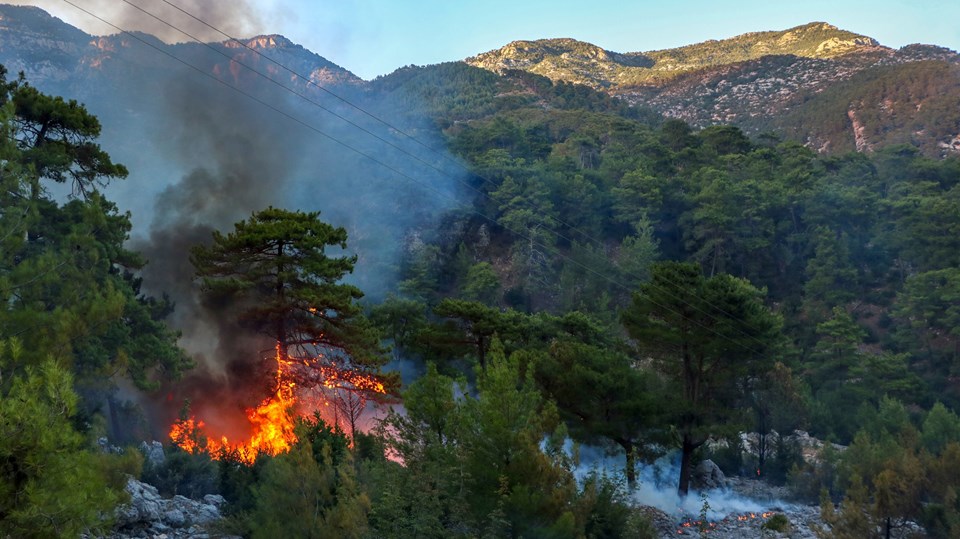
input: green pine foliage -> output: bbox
[5,43,960,537]
[190,207,399,395]
[0,340,120,537]
[0,69,188,535]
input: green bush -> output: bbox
[762,513,790,532]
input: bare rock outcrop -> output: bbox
[90,478,235,539]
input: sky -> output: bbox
[10,0,960,80]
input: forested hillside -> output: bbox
[2,6,960,538]
[366,62,960,535]
[379,60,960,423]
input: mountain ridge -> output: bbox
[0,4,957,156]
[462,21,959,156]
[465,22,889,88]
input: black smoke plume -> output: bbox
[120,37,463,435]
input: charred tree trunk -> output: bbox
[275,240,287,358]
[618,439,637,487]
[678,435,695,497]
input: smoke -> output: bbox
[4,1,468,438]
[571,444,785,520]
[96,25,468,436]
[127,60,296,432]
[631,454,775,520]
[17,0,271,44]
[136,62,293,342]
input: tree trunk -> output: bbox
[619,439,637,488]
[678,435,695,497]
[757,430,767,478]
[477,334,486,369]
[275,240,287,356]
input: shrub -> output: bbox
[762,513,791,532]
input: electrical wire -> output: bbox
[54,0,773,359]
[142,0,780,349]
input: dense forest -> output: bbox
[2,56,960,539]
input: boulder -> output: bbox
[102,477,237,538]
[692,458,727,490]
[120,479,164,525]
[163,508,186,528]
[139,440,166,467]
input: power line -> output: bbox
[114,0,772,350]
[116,0,462,180]
[156,0,453,167]
[55,0,773,359]
[141,0,779,349]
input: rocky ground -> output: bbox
[638,465,931,539]
[644,479,823,539]
[82,441,237,539]
[636,459,824,539]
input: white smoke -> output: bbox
[570,442,790,520]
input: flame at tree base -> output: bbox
[170,344,298,465]
[169,343,388,465]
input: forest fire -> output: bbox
[676,520,716,535]
[676,512,777,534]
[168,343,388,465]
[736,511,775,521]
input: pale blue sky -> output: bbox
[13,0,960,79]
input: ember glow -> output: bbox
[676,520,716,535]
[736,511,776,521]
[169,343,388,464]
[676,512,777,534]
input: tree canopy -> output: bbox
[621,261,781,495]
[190,207,395,390]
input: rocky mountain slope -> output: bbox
[467,22,960,156]
[466,22,882,87]
[0,4,361,119]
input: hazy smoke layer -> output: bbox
[18,0,268,43]
[103,31,465,434]
[573,444,784,519]
[1,2,466,434]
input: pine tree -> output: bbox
[190,207,395,390]
[0,339,120,538]
[621,261,781,496]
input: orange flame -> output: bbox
[676,511,776,534]
[169,343,388,465]
[734,511,776,522]
[169,344,297,465]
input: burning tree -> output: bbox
[171,207,397,461]
[190,206,385,366]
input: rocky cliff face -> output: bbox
[620,46,958,127]
[0,4,89,85]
